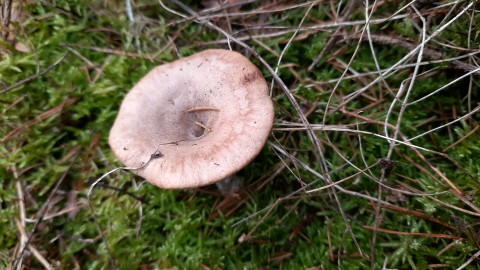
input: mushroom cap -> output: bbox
[109,49,274,189]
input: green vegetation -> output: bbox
[1,1,479,269]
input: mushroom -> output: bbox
[109,49,274,189]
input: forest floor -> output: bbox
[1,1,480,269]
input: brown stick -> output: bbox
[363,226,462,239]
[187,106,220,112]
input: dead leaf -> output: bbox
[14,41,30,52]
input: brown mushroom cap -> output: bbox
[109,49,274,189]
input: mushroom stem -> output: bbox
[195,121,212,132]
[216,175,244,195]
[187,106,220,113]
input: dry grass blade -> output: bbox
[338,1,475,109]
[457,249,480,270]
[187,106,220,112]
[270,1,317,93]
[12,148,81,270]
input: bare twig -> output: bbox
[443,125,480,151]
[363,226,462,239]
[339,1,475,109]
[345,33,480,74]
[0,52,69,95]
[61,43,149,59]
[195,121,211,132]
[187,106,220,112]
[86,150,164,269]
[407,105,480,142]
[2,97,79,142]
